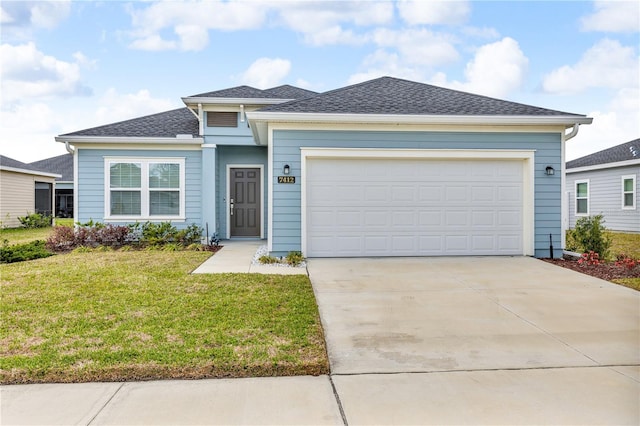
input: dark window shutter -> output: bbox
[207,112,238,127]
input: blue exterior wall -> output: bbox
[76,148,202,228]
[271,130,563,258]
[216,145,268,238]
[204,112,255,146]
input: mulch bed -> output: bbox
[543,257,640,281]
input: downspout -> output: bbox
[564,123,580,140]
[560,123,580,251]
[65,141,75,154]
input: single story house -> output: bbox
[30,154,75,218]
[566,139,639,232]
[0,155,60,228]
[56,76,592,258]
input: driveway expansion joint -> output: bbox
[328,375,349,426]
[87,382,124,425]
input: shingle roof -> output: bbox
[566,139,640,169]
[0,155,56,175]
[190,84,317,99]
[259,76,585,116]
[30,154,73,181]
[59,108,199,138]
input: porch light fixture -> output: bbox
[283,164,290,175]
[545,166,555,176]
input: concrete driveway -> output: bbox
[308,256,640,424]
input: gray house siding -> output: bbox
[271,130,562,258]
[216,145,268,238]
[567,165,640,232]
[76,148,202,227]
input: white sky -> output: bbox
[1,0,638,163]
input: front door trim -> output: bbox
[226,164,264,239]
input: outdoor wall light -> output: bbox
[545,166,555,176]
[283,164,290,175]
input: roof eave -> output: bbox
[181,97,294,107]
[566,158,640,173]
[0,166,62,178]
[55,136,204,144]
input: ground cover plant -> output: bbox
[0,251,329,384]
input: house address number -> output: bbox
[277,176,296,184]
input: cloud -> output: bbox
[0,1,71,30]
[542,39,639,94]
[397,0,470,25]
[347,49,425,85]
[0,42,92,105]
[96,89,176,124]
[126,0,266,51]
[432,37,528,98]
[240,58,292,89]
[273,1,393,46]
[581,0,640,33]
[372,28,460,66]
[567,87,640,160]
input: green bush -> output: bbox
[1,240,53,263]
[259,255,280,264]
[285,251,304,266]
[571,215,612,259]
[128,222,203,247]
[18,213,51,229]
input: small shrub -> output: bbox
[18,213,51,229]
[578,251,600,266]
[1,240,53,263]
[285,251,304,266]
[615,254,638,270]
[46,225,76,251]
[572,215,612,260]
[129,221,202,247]
[46,223,131,251]
[259,255,280,264]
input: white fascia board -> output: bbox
[55,136,204,145]
[245,111,593,126]
[0,166,61,179]
[181,97,293,107]
[566,159,640,174]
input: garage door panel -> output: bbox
[306,158,524,257]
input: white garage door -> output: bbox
[306,157,524,257]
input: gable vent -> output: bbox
[207,112,238,127]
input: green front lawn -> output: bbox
[0,251,329,384]
[609,231,640,259]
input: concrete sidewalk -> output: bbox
[191,240,307,275]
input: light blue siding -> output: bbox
[204,112,254,145]
[567,165,640,232]
[271,130,563,258]
[216,145,268,238]
[76,148,202,229]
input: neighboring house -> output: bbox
[30,154,74,218]
[0,155,60,228]
[56,76,592,258]
[566,139,640,232]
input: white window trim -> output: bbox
[622,174,636,210]
[104,157,186,221]
[575,179,589,216]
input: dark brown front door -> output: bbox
[230,168,260,237]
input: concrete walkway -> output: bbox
[2,252,639,425]
[191,240,307,275]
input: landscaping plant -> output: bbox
[0,240,53,263]
[18,213,51,229]
[570,215,612,260]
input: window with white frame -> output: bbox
[622,175,636,209]
[105,158,185,219]
[575,180,589,215]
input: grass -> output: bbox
[0,251,329,384]
[607,232,640,289]
[0,227,53,245]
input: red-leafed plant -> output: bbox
[615,254,638,270]
[578,251,600,266]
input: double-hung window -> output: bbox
[106,158,185,220]
[575,180,589,216]
[622,175,636,209]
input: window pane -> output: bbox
[150,191,179,215]
[110,163,141,188]
[576,182,588,197]
[623,178,634,192]
[577,199,588,214]
[624,193,634,207]
[111,191,141,215]
[149,164,180,188]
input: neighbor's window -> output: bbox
[207,112,237,127]
[622,175,636,209]
[575,180,589,215]
[106,158,185,219]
